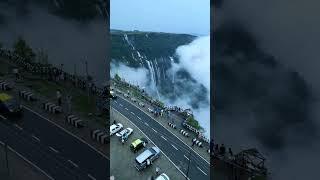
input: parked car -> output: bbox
[110,123,123,136]
[130,138,148,152]
[138,102,145,107]
[0,93,22,117]
[109,90,117,99]
[155,173,170,180]
[116,127,133,142]
[124,93,129,98]
[135,146,161,171]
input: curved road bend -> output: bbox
[111,97,210,180]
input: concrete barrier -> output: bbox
[19,90,35,101]
[0,81,12,91]
[180,129,189,137]
[192,138,203,147]
[91,129,108,144]
[168,122,176,129]
[65,115,84,128]
[42,102,62,114]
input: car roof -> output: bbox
[155,173,170,180]
[131,139,143,147]
[0,93,12,102]
[136,149,153,164]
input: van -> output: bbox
[135,146,160,171]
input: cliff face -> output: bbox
[111,30,209,108]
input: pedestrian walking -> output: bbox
[155,167,160,175]
[66,95,72,113]
[56,90,62,106]
[191,139,196,147]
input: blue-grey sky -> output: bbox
[110,0,210,35]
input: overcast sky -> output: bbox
[110,0,210,35]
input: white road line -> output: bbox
[32,135,40,142]
[137,116,141,120]
[120,104,123,107]
[14,124,23,130]
[131,112,135,115]
[49,146,59,153]
[197,166,208,176]
[144,122,149,127]
[112,108,190,180]
[171,144,178,150]
[7,145,55,180]
[161,136,167,141]
[68,160,79,168]
[118,96,210,165]
[0,114,7,120]
[125,108,129,111]
[184,155,189,161]
[87,174,97,180]
[22,105,109,160]
[152,128,158,133]
[0,140,4,146]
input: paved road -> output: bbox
[111,96,210,180]
[0,106,109,180]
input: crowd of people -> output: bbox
[0,49,105,97]
[211,140,235,160]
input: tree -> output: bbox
[13,37,35,62]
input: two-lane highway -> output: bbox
[111,96,210,180]
[0,106,109,180]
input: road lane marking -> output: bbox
[120,104,123,107]
[49,146,59,153]
[0,140,4,146]
[144,122,149,127]
[32,135,40,142]
[22,105,109,160]
[197,166,208,176]
[131,112,135,115]
[161,136,167,141]
[152,128,157,133]
[112,107,189,180]
[7,145,55,180]
[117,96,210,165]
[68,160,79,168]
[125,108,129,111]
[0,114,7,120]
[171,144,178,150]
[14,124,23,130]
[184,155,189,161]
[88,174,97,180]
[137,116,141,120]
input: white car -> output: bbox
[155,173,170,180]
[110,123,123,136]
[116,128,133,141]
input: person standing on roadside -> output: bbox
[56,90,62,106]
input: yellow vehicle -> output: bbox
[0,93,22,116]
[130,138,148,153]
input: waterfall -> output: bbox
[146,60,161,100]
